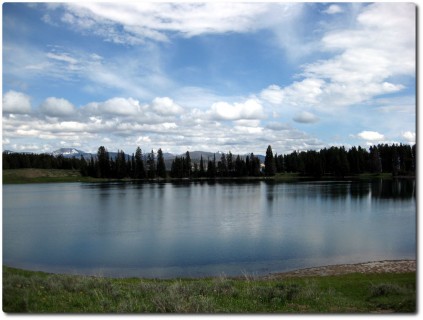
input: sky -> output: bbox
[2,2,416,155]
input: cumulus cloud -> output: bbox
[357,131,385,141]
[260,85,284,105]
[40,97,76,117]
[2,91,325,155]
[209,98,265,121]
[402,131,415,143]
[2,90,32,114]
[323,4,343,15]
[293,111,319,124]
[265,122,291,131]
[281,78,325,107]
[84,97,142,116]
[2,3,415,155]
[151,97,183,116]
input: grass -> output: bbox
[4,169,397,185]
[2,168,109,184]
[2,266,416,313]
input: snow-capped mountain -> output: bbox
[52,148,92,159]
[50,147,265,163]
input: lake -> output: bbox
[2,179,416,278]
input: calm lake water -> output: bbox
[3,179,416,278]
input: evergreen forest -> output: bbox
[3,143,416,180]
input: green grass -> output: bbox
[3,169,399,185]
[2,266,416,313]
[2,168,107,184]
[273,172,308,181]
[354,172,393,179]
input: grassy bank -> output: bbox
[2,266,416,313]
[3,168,399,184]
[2,168,105,184]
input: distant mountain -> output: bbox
[50,148,265,164]
[52,148,93,159]
[3,150,36,155]
[52,148,85,156]
[183,151,219,160]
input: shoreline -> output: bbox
[262,259,416,279]
[3,259,416,280]
[3,168,415,184]
[3,260,416,313]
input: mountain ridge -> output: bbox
[5,147,265,163]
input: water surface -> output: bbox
[3,179,416,278]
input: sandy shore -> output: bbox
[262,260,416,279]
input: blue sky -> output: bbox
[2,2,416,155]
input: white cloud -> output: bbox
[402,131,415,143]
[293,111,319,124]
[293,3,415,110]
[263,3,316,61]
[323,5,343,15]
[280,78,325,107]
[233,119,261,128]
[265,122,291,131]
[43,1,312,68]
[357,131,385,141]
[209,98,265,121]
[2,90,32,114]
[2,91,325,155]
[260,85,284,105]
[84,97,142,116]
[46,52,78,64]
[2,3,416,155]
[51,2,273,43]
[151,97,183,116]
[40,97,76,117]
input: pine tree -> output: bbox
[207,155,216,178]
[218,153,228,176]
[199,155,205,177]
[235,155,246,177]
[97,146,110,178]
[264,145,276,176]
[156,148,167,178]
[147,149,156,179]
[184,151,191,178]
[369,146,382,173]
[134,146,146,179]
[227,151,234,176]
[115,150,127,179]
[249,153,261,176]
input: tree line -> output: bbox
[84,147,263,179]
[267,143,416,177]
[3,152,84,171]
[170,151,262,178]
[3,143,416,179]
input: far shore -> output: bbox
[3,168,413,184]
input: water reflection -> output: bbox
[370,179,415,199]
[3,179,416,278]
[265,179,415,200]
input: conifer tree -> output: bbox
[147,149,156,179]
[199,155,205,177]
[97,146,110,178]
[156,148,167,178]
[184,151,191,177]
[134,146,146,179]
[264,145,276,176]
